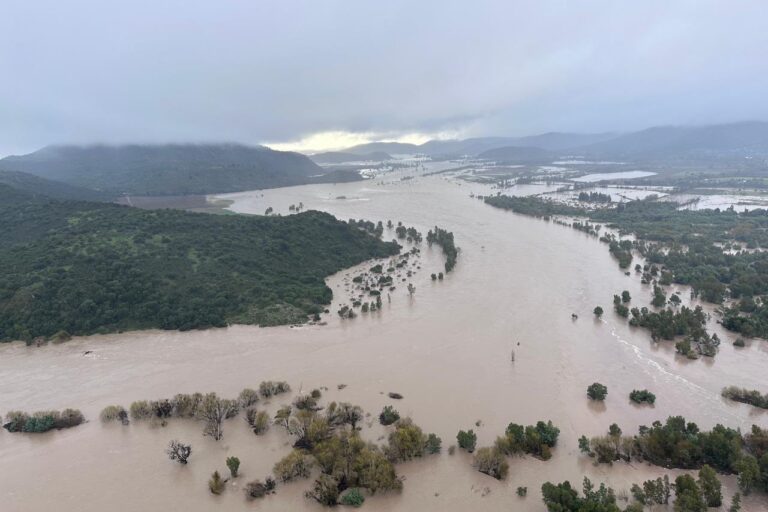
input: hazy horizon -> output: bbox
[2,0,767,156]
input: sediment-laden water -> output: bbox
[1,167,766,511]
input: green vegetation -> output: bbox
[581,418,768,495]
[629,389,656,405]
[340,488,365,507]
[379,405,400,426]
[457,429,477,453]
[494,420,560,460]
[722,386,768,409]
[541,477,628,512]
[426,226,459,272]
[593,306,603,317]
[226,456,240,478]
[0,185,398,342]
[3,408,85,433]
[473,447,509,480]
[100,405,129,424]
[578,191,612,203]
[587,382,608,401]
[209,470,226,495]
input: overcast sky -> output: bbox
[2,0,767,155]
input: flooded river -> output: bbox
[1,167,766,511]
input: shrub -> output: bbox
[379,405,400,426]
[273,450,314,482]
[386,418,427,462]
[593,306,604,317]
[171,393,203,417]
[425,433,442,454]
[244,480,268,500]
[340,488,365,507]
[629,389,656,405]
[305,474,340,506]
[226,456,240,478]
[100,405,129,424]
[238,388,260,408]
[259,380,291,398]
[517,486,528,496]
[457,429,477,453]
[246,409,270,434]
[166,440,192,464]
[587,382,608,401]
[473,447,509,480]
[129,400,154,420]
[56,408,85,429]
[3,409,84,433]
[209,470,225,495]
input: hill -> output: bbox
[310,151,393,164]
[0,143,358,195]
[343,142,421,155]
[0,170,113,202]
[0,185,399,341]
[477,145,552,163]
[576,121,768,159]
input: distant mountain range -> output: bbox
[0,143,361,196]
[334,121,768,162]
[309,151,393,164]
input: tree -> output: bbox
[473,447,508,480]
[587,382,608,401]
[425,433,442,454]
[674,474,705,512]
[735,455,760,494]
[209,470,225,495]
[593,306,604,317]
[386,418,427,461]
[166,440,192,464]
[457,429,477,453]
[697,465,721,507]
[621,291,631,303]
[196,393,238,441]
[729,492,741,512]
[246,408,270,434]
[578,435,591,454]
[226,456,240,478]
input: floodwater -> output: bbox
[573,171,657,182]
[1,167,766,512]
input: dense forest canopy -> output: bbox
[0,185,399,342]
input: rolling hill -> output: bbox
[310,151,393,164]
[0,143,359,195]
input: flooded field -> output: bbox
[1,166,766,511]
[573,171,657,183]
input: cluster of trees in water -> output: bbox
[578,191,612,203]
[0,185,399,342]
[541,470,736,512]
[426,226,458,273]
[578,417,768,496]
[485,193,768,340]
[721,386,768,410]
[2,408,85,433]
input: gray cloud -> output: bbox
[2,0,767,155]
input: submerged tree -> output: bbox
[196,393,238,441]
[166,440,192,464]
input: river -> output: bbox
[0,165,766,511]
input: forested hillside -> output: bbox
[0,185,399,341]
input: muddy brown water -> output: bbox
[1,168,766,511]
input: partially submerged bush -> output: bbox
[457,429,477,453]
[238,388,260,408]
[587,382,608,401]
[629,389,656,405]
[246,408,270,434]
[129,400,154,420]
[379,405,400,426]
[305,474,340,506]
[259,381,291,398]
[209,470,226,495]
[166,440,192,464]
[100,405,129,424]
[3,408,85,433]
[386,418,427,462]
[473,447,509,480]
[340,488,365,507]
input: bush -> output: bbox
[171,393,202,417]
[593,306,604,317]
[226,456,240,478]
[238,388,260,408]
[56,408,85,429]
[425,433,442,454]
[244,480,268,500]
[100,405,129,424]
[379,405,400,426]
[166,440,192,464]
[340,488,365,507]
[129,400,154,420]
[2,409,84,433]
[386,418,427,462]
[457,429,477,453]
[629,389,656,405]
[273,450,314,482]
[209,470,225,495]
[259,380,291,398]
[517,486,527,497]
[246,408,270,434]
[587,382,608,401]
[305,474,340,506]
[473,447,509,480]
